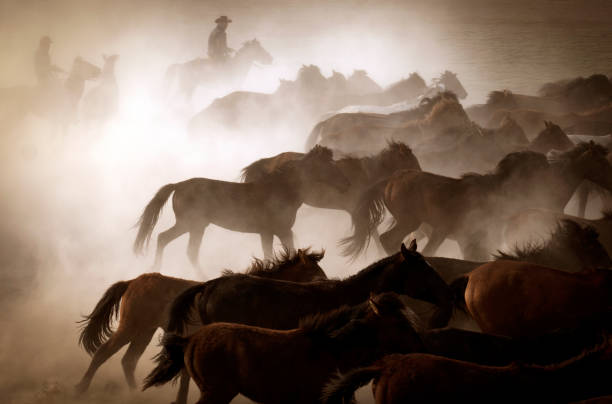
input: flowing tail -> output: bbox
[77,280,131,355]
[322,366,381,404]
[133,183,176,254]
[142,333,188,390]
[305,120,325,150]
[167,282,208,334]
[450,275,469,313]
[339,179,389,259]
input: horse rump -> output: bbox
[142,333,189,390]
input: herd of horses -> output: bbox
[68,67,612,404]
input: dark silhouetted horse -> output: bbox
[75,248,325,399]
[144,292,424,404]
[133,146,349,271]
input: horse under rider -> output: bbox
[207,16,234,63]
[34,36,64,85]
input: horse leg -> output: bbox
[421,228,447,257]
[576,182,590,218]
[121,328,157,390]
[154,222,189,270]
[172,370,191,404]
[75,332,131,394]
[187,223,207,273]
[380,219,420,255]
[260,232,274,260]
[277,228,295,252]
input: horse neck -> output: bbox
[263,164,304,201]
[548,160,587,209]
[231,48,257,74]
[335,257,397,304]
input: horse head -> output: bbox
[562,142,612,192]
[299,145,350,193]
[384,241,453,328]
[377,141,421,175]
[101,54,119,75]
[438,70,467,99]
[238,38,273,65]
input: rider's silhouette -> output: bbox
[34,36,63,85]
[208,16,234,63]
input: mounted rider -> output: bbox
[208,16,234,63]
[34,36,64,86]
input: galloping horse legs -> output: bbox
[75,332,131,394]
[260,232,273,260]
[421,228,447,257]
[154,222,189,270]
[277,229,295,252]
[187,223,208,273]
[121,328,157,389]
[380,218,420,255]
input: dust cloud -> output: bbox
[1,0,611,403]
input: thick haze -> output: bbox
[1,0,611,403]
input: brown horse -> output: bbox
[242,141,421,247]
[306,91,471,155]
[452,260,612,337]
[345,142,612,260]
[167,241,453,338]
[144,292,425,404]
[133,145,349,271]
[323,340,612,404]
[343,151,550,260]
[75,248,326,398]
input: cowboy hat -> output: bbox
[215,16,232,23]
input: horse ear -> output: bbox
[408,239,417,252]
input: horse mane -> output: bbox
[221,247,324,278]
[553,142,609,163]
[298,292,418,338]
[337,141,415,177]
[486,90,518,109]
[384,72,426,94]
[538,74,612,100]
[494,219,599,261]
[460,150,548,188]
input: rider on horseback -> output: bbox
[34,36,64,85]
[208,16,234,63]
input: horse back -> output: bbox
[466,261,608,337]
[201,275,340,329]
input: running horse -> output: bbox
[163,38,273,101]
[144,292,425,404]
[74,248,326,395]
[133,145,349,271]
[241,141,421,249]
